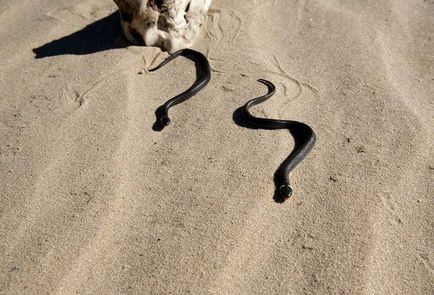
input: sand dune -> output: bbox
[1,0,433,294]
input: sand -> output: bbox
[0,0,433,294]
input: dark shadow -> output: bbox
[152,53,208,132]
[33,12,128,58]
[233,107,312,203]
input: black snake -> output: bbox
[150,51,315,202]
[235,79,316,203]
[149,49,211,131]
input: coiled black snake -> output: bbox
[149,49,211,131]
[234,79,316,203]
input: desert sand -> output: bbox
[0,0,433,294]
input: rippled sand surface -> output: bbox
[1,0,433,294]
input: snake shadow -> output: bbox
[233,107,309,203]
[32,12,127,58]
[152,55,206,132]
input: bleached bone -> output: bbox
[113,0,212,53]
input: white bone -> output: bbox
[113,0,212,53]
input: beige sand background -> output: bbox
[1,0,433,294]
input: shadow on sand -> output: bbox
[33,12,128,58]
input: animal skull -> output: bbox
[113,0,212,53]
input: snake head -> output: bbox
[274,185,293,203]
[159,115,171,126]
[153,107,171,131]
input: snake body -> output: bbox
[150,52,313,202]
[149,49,211,130]
[239,79,316,202]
